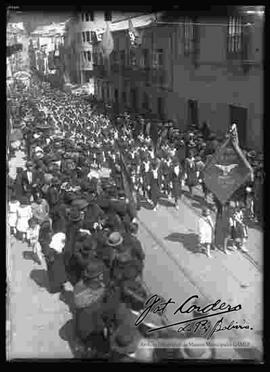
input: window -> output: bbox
[141,49,149,68]
[82,32,86,43]
[90,12,94,21]
[120,50,125,66]
[86,31,90,42]
[153,49,164,69]
[85,13,89,22]
[87,51,91,61]
[84,51,87,61]
[227,16,243,55]
[129,49,136,66]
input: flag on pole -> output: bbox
[202,127,253,205]
[128,19,142,48]
[100,21,114,58]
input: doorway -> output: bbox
[187,99,199,127]
[229,105,247,148]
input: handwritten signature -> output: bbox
[135,294,247,335]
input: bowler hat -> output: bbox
[71,198,89,210]
[83,259,105,279]
[110,324,141,355]
[106,231,123,247]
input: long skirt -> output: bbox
[150,179,160,207]
[214,211,231,247]
[46,252,67,293]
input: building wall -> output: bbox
[96,13,263,151]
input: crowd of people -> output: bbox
[7,74,263,360]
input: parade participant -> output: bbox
[198,207,215,258]
[110,324,154,362]
[230,205,248,252]
[184,150,198,196]
[73,259,109,357]
[26,217,42,265]
[16,196,33,242]
[46,232,68,293]
[21,161,38,200]
[148,159,161,211]
[214,200,232,255]
[170,157,183,210]
[46,177,61,217]
[8,193,20,237]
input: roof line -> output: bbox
[111,12,158,24]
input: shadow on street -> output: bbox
[59,290,75,314]
[30,269,51,292]
[159,198,175,208]
[164,232,203,255]
[59,318,84,358]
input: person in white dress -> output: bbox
[8,195,20,236]
[26,217,42,264]
[198,207,215,258]
[16,196,33,242]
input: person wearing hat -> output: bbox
[198,207,215,258]
[43,232,68,294]
[148,159,162,211]
[169,157,184,210]
[72,236,98,282]
[21,160,39,199]
[73,259,109,357]
[110,323,155,362]
[184,150,197,196]
[16,196,33,242]
[46,177,61,216]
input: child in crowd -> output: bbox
[8,194,20,237]
[16,196,32,242]
[27,217,42,264]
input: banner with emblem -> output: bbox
[202,129,253,205]
[100,21,114,58]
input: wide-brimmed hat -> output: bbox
[106,232,123,247]
[180,338,212,359]
[71,198,89,210]
[83,259,105,279]
[110,324,142,355]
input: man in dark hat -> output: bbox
[21,161,39,199]
[73,258,110,357]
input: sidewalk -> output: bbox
[137,198,263,360]
[7,149,73,359]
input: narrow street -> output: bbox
[7,149,263,360]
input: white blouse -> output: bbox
[153,169,158,179]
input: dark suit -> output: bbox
[21,169,39,196]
